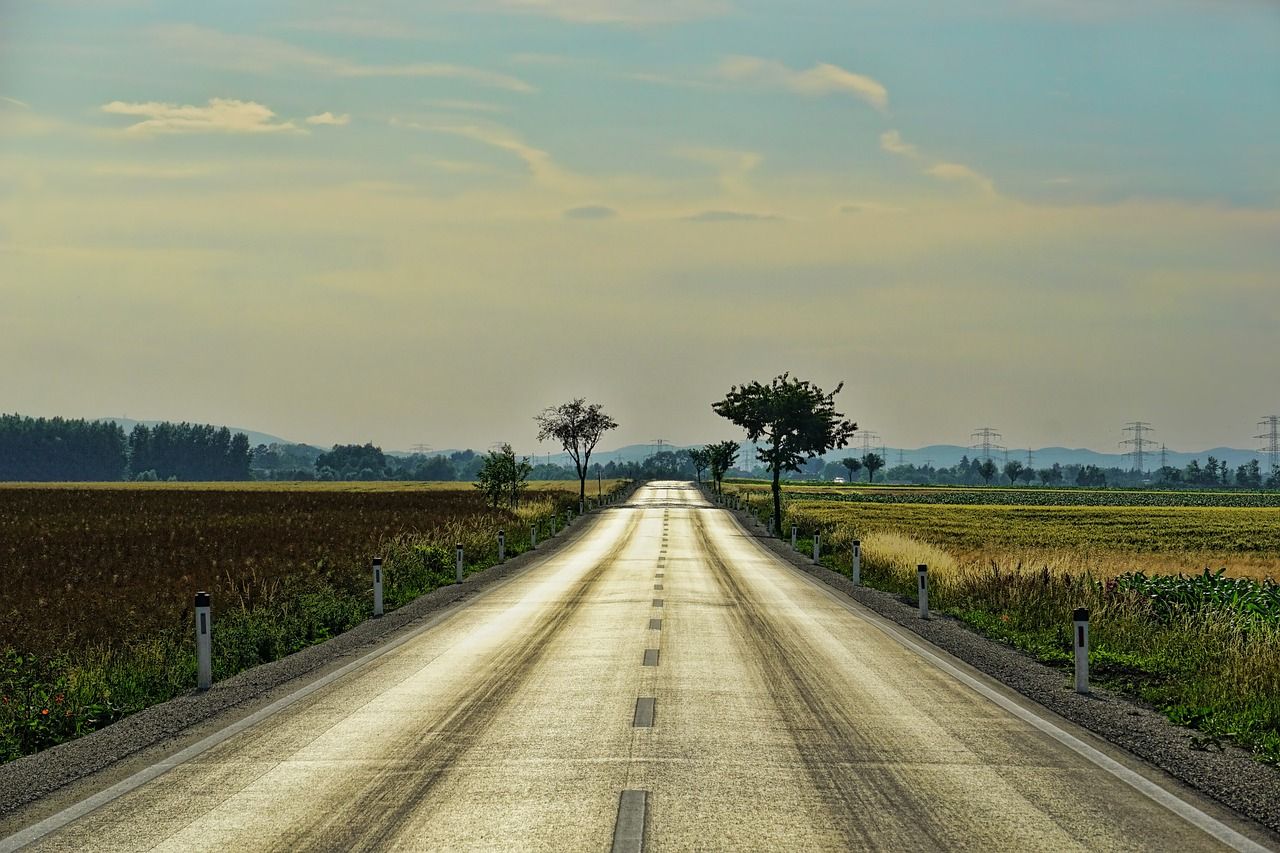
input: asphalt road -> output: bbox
[5,482,1272,851]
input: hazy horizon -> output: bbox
[4,1,1278,455]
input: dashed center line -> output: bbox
[610,790,647,853]
[648,618,662,630]
[652,598,663,607]
[642,649,660,666]
[632,697,656,728]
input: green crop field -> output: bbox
[727,481,1280,763]
[0,480,625,762]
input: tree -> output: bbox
[712,373,857,532]
[475,443,532,509]
[861,452,885,483]
[1237,459,1263,490]
[535,398,618,507]
[1018,466,1036,485]
[1003,460,1025,486]
[978,459,998,485]
[839,456,862,483]
[706,441,739,494]
[687,448,710,484]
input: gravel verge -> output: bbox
[724,501,1280,838]
[0,482,641,822]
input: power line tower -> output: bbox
[411,443,432,455]
[969,427,1004,462]
[859,431,881,456]
[1025,448,1035,469]
[1258,416,1280,475]
[649,439,666,458]
[897,448,906,466]
[1120,422,1155,473]
[1159,443,1169,472]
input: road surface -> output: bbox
[4,482,1271,851]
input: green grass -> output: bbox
[734,485,1280,764]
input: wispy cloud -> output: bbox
[676,146,761,196]
[879,130,918,158]
[305,111,350,126]
[684,209,779,222]
[715,56,888,110]
[927,162,996,195]
[880,128,996,196]
[282,15,447,40]
[395,118,579,190]
[150,25,534,92]
[488,0,730,25]
[564,204,618,219]
[1,96,30,109]
[101,98,303,135]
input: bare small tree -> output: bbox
[534,398,618,507]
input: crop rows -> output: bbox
[0,481,624,761]
[741,483,1280,508]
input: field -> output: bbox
[0,480,624,762]
[728,481,1280,763]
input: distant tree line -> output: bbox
[129,423,251,481]
[0,414,128,481]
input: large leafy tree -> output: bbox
[706,440,739,494]
[687,448,710,484]
[839,456,862,483]
[535,398,618,506]
[712,373,857,531]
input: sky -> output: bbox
[2,0,1278,456]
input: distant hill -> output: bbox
[96,418,292,448]
[523,442,1265,471]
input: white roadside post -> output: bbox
[530,523,538,548]
[768,516,774,536]
[455,544,464,583]
[851,540,862,586]
[580,499,585,515]
[813,533,821,565]
[917,564,930,619]
[498,529,506,563]
[372,558,384,618]
[1074,608,1091,694]
[791,525,798,549]
[195,591,212,691]
[551,514,558,536]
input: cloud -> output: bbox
[564,204,618,220]
[715,56,888,110]
[282,15,447,40]
[676,147,762,197]
[684,209,779,222]
[101,98,303,135]
[927,162,996,195]
[305,111,350,126]
[879,130,918,158]
[880,129,997,196]
[1,96,30,109]
[149,25,533,93]
[398,120,578,190]
[840,201,907,214]
[488,0,730,25]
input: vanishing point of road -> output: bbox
[3,482,1274,851]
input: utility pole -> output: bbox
[1258,416,1280,475]
[1120,422,1155,473]
[859,431,882,456]
[969,428,1004,463]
